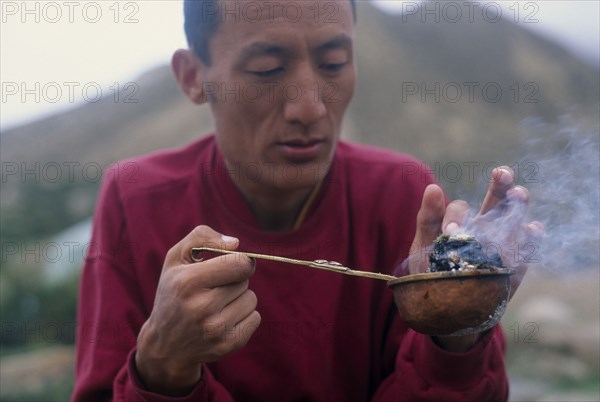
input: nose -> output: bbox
[283,66,326,126]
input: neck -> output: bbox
[242,185,315,231]
[220,156,327,231]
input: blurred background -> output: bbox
[1,1,599,400]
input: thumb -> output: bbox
[411,184,446,264]
[167,225,239,266]
[414,184,446,245]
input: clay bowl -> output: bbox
[387,267,515,336]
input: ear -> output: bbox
[171,49,206,104]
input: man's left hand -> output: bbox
[407,166,544,351]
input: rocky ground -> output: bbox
[0,345,74,400]
[503,268,600,401]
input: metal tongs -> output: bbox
[191,247,397,281]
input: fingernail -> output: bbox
[525,222,544,237]
[221,235,238,243]
[508,186,525,201]
[445,222,459,234]
[496,168,513,185]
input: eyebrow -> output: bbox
[241,42,287,59]
[240,34,353,60]
[315,34,353,52]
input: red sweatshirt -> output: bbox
[72,135,508,402]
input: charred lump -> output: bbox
[428,234,504,272]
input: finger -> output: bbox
[513,219,543,265]
[508,221,544,300]
[413,184,446,248]
[499,186,530,244]
[408,184,446,274]
[165,225,239,267]
[209,280,250,310]
[480,167,515,215]
[524,220,544,239]
[219,290,258,328]
[229,310,261,350]
[181,254,256,289]
[484,185,530,250]
[196,309,261,363]
[202,293,259,359]
[441,200,471,234]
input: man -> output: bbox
[72,0,542,400]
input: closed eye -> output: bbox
[248,67,285,78]
[320,62,348,74]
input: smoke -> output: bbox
[517,115,600,273]
[459,114,600,273]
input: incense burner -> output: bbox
[387,234,514,336]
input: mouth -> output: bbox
[277,138,326,161]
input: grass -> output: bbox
[0,376,73,402]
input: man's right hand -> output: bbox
[135,225,261,396]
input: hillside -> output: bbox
[1,2,598,241]
[347,3,599,163]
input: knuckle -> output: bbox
[201,319,225,342]
[239,279,250,291]
[164,244,182,266]
[213,341,235,357]
[233,334,250,350]
[253,311,262,326]
[236,315,261,347]
[173,270,199,299]
[203,285,225,308]
[169,270,191,298]
[194,296,217,316]
[245,290,258,308]
[192,225,210,239]
[223,255,254,279]
[175,278,216,311]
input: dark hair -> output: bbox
[184,0,356,65]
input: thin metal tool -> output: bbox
[191,247,397,281]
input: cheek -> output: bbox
[211,86,278,128]
[323,71,356,120]
[210,102,272,162]
[337,69,356,107]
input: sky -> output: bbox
[1,0,599,131]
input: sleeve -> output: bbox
[369,165,509,401]
[372,261,508,401]
[371,326,508,401]
[71,172,234,402]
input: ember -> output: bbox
[428,233,504,272]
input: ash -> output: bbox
[427,233,504,273]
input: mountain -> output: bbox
[1,2,598,242]
[346,3,599,163]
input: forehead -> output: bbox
[213,0,353,23]
[208,0,355,56]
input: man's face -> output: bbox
[201,0,356,193]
